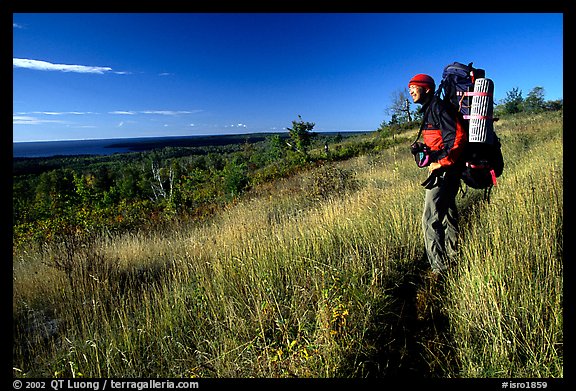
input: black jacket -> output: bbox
[419,96,467,168]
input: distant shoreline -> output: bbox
[13,131,371,159]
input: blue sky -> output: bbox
[13,13,563,142]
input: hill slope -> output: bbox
[13,111,563,379]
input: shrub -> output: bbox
[304,165,359,201]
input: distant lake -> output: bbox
[14,138,133,158]
[13,132,368,158]
[12,134,274,158]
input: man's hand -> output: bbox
[428,162,442,174]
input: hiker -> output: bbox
[408,74,467,276]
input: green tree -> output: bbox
[92,166,113,194]
[35,169,77,213]
[73,172,96,205]
[499,87,524,114]
[265,134,286,163]
[287,115,315,156]
[117,165,141,199]
[222,158,249,198]
[524,86,546,113]
[544,99,563,111]
[207,153,225,173]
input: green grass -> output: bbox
[13,110,562,378]
[445,112,563,377]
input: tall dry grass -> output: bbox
[445,112,563,377]
[13,111,562,378]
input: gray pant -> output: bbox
[422,170,460,273]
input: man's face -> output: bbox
[409,84,429,104]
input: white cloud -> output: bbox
[13,23,23,29]
[13,115,37,124]
[226,123,247,128]
[24,111,96,115]
[110,111,137,115]
[13,115,68,125]
[13,58,127,75]
[140,110,199,115]
[110,110,202,116]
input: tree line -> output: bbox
[13,117,387,250]
[495,86,562,115]
[378,85,563,135]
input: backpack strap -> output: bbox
[461,91,491,97]
[484,186,493,203]
[463,115,492,120]
[412,115,427,144]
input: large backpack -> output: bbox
[436,62,504,199]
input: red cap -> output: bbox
[408,74,435,91]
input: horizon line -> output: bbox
[13,129,374,143]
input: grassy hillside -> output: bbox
[446,112,563,377]
[13,110,562,378]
